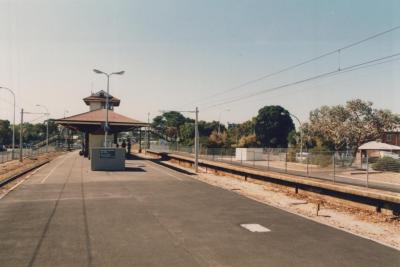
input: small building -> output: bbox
[382,129,400,146]
[358,141,400,165]
[55,91,148,158]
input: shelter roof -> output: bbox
[55,109,147,127]
[358,141,400,151]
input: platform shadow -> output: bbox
[124,167,146,172]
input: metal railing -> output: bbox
[150,144,400,193]
[0,146,57,164]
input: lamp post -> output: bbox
[146,112,150,149]
[36,104,50,152]
[282,111,303,158]
[0,87,16,159]
[93,69,125,147]
[218,109,230,134]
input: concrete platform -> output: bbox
[0,152,399,266]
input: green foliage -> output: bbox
[308,147,332,167]
[208,131,228,148]
[151,111,187,141]
[226,121,254,147]
[0,119,58,146]
[179,123,195,146]
[255,105,295,147]
[0,120,12,146]
[372,157,400,172]
[238,134,259,148]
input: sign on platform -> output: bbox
[100,149,116,159]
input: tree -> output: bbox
[307,99,400,154]
[238,134,259,148]
[179,122,195,146]
[0,120,12,146]
[254,106,295,147]
[151,111,186,141]
[208,130,228,148]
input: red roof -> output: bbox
[55,109,146,126]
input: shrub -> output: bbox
[309,153,332,167]
[372,157,400,172]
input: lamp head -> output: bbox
[113,70,125,75]
[93,69,104,74]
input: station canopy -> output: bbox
[55,108,148,133]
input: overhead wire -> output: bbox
[187,25,400,106]
[203,52,400,109]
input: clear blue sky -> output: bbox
[0,0,399,126]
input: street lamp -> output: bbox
[0,86,16,159]
[64,110,69,118]
[282,111,303,158]
[36,104,50,152]
[218,109,230,134]
[93,69,125,147]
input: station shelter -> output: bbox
[54,90,148,158]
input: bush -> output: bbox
[308,147,333,167]
[372,157,400,172]
[309,153,332,167]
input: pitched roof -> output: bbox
[359,141,400,151]
[83,90,120,106]
[55,109,147,126]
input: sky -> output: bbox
[0,0,399,127]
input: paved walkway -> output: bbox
[0,152,399,266]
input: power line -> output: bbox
[220,56,400,108]
[203,52,400,109]
[188,25,400,106]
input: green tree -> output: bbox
[208,130,228,148]
[151,111,187,141]
[0,120,12,146]
[238,134,259,148]
[179,122,195,146]
[254,106,294,147]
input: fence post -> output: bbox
[307,155,310,177]
[333,153,336,183]
[285,150,288,173]
[366,153,369,188]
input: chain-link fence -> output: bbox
[149,144,400,193]
[0,146,57,164]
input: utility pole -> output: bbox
[19,108,23,162]
[147,112,150,149]
[194,107,199,172]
